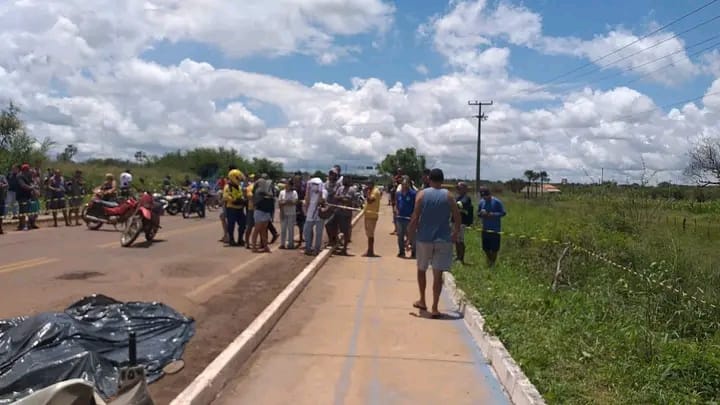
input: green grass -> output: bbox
[50,162,195,192]
[453,193,720,404]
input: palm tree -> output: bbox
[523,170,535,199]
[539,170,549,197]
[531,171,541,197]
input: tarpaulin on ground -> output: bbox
[0,294,195,404]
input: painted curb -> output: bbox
[443,273,546,405]
[170,210,365,405]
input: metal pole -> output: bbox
[468,100,493,196]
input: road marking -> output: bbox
[186,255,266,302]
[0,257,60,274]
[97,222,217,248]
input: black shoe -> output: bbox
[397,252,405,258]
[270,234,278,244]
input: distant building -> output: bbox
[520,184,562,194]
[561,178,568,184]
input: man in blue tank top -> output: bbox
[406,168,461,319]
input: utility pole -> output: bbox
[468,100,493,196]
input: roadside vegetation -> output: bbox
[453,190,720,404]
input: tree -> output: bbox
[134,151,147,164]
[378,147,427,184]
[57,144,78,162]
[685,137,720,187]
[504,178,525,193]
[539,170,549,197]
[0,102,53,171]
[251,157,284,180]
[311,170,325,180]
[523,170,536,198]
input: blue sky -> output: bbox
[139,0,720,128]
[5,0,720,182]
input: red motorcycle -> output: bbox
[120,192,163,247]
[82,194,138,230]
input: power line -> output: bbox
[610,89,720,122]
[538,0,720,86]
[589,32,720,86]
[622,38,720,86]
[560,12,720,84]
[503,0,720,100]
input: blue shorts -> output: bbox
[254,209,272,224]
[482,231,501,252]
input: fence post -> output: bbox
[683,217,686,231]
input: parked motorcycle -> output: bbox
[82,194,138,230]
[182,190,206,218]
[163,191,186,216]
[121,192,163,247]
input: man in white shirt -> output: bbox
[119,169,133,198]
[278,179,298,249]
[303,177,327,256]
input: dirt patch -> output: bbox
[148,252,314,404]
[56,271,105,280]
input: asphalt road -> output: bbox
[0,211,319,403]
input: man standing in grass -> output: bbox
[407,168,461,319]
[478,186,506,268]
[454,182,473,264]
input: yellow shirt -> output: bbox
[223,184,245,209]
[245,182,254,211]
[365,188,381,220]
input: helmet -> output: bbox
[105,173,114,180]
[228,169,244,185]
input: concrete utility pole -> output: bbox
[468,100,493,195]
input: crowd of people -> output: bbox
[0,164,87,233]
[215,164,378,256]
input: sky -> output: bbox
[3,0,720,184]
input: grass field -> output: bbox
[453,191,720,404]
[51,162,195,192]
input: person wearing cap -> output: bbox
[303,176,328,255]
[406,168,461,319]
[223,169,247,246]
[454,182,474,264]
[478,186,506,268]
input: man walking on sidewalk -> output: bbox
[362,179,381,257]
[407,168,461,319]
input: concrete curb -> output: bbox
[443,273,546,405]
[170,210,365,405]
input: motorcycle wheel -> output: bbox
[166,204,179,216]
[82,206,103,230]
[121,216,143,247]
[182,202,191,218]
[145,225,157,242]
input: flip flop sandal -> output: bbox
[413,302,427,311]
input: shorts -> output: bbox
[246,210,255,228]
[254,209,272,224]
[18,199,32,214]
[482,231,501,252]
[337,214,351,235]
[364,217,377,238]
[416,241,453,272]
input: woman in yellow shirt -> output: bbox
[223,169,247,246]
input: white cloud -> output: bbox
[1,0,719,185]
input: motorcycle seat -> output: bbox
[94,199,119,208]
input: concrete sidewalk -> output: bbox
[213,204,510,405]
